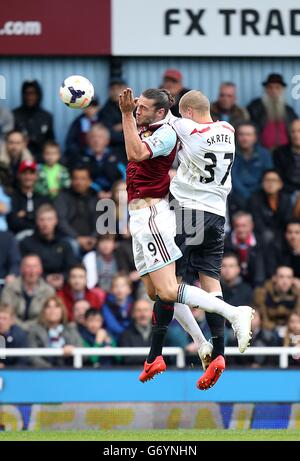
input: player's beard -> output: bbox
[262,92,286,122]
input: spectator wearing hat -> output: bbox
[210,82,249,128]
[65,97,101,159]
[99,79,127,162]
[0,130,33,187]
[13,80,55,160]
[247,73,298,150]
[7,160,50,238]
[161,69,190,117]
[273,119,300,197]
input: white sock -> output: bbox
[174,303,207,348]
[177,284,236,323]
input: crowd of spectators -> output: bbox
[0,70,300,370]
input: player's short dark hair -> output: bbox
[84,307,102,320]
[142,88,175,117]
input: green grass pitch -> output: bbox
[0,429,300,441]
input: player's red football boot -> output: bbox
[139,356,167,383]
[196,355,225,390]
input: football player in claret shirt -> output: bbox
[119,87,254,387]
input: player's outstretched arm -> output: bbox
[119,88,150,162]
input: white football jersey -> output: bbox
[170,118,235,217]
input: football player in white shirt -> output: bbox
[169,90,254,389]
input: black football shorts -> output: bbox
[170,195,225,281]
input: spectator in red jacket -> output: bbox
[57,264,106,321]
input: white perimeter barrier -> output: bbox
[0,346,299,368]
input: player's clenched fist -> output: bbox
[119,88,137,113]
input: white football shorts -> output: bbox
[129,199,182,277]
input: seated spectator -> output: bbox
[73,124,125,196]
[210,82,249,127]
[13,80,55,160]
[54,165,98,256]
[224,211,265,287]
[0,130,32,186]
[0,303,28,368]
[248,169,293,246]
[0,231,21,289]
[160,69,189,117]
[273,119,300,196]
[221,253,253,307]
[65,97,101,158]
[283,312,300,367]
[119,299,153,365]
[78,307,115,367]
[266,221,300,279]
[0,107,14,141]
[102,274,133,342]
[98,80,127,161]
[57,264,106,321]
[254,266,300,337]
[35,141,70,198]
[1,254,54,328]
[72,299,91,328]
[231,122,273,208]
[247,73,297,150]
[83,234,137,292]
[28,295,82,368]
[20,204,77,290]
[226,310,281,367]
[7,160,49,239]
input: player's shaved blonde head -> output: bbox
[179,90,210,115]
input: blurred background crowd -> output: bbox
[0,69,300,369]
